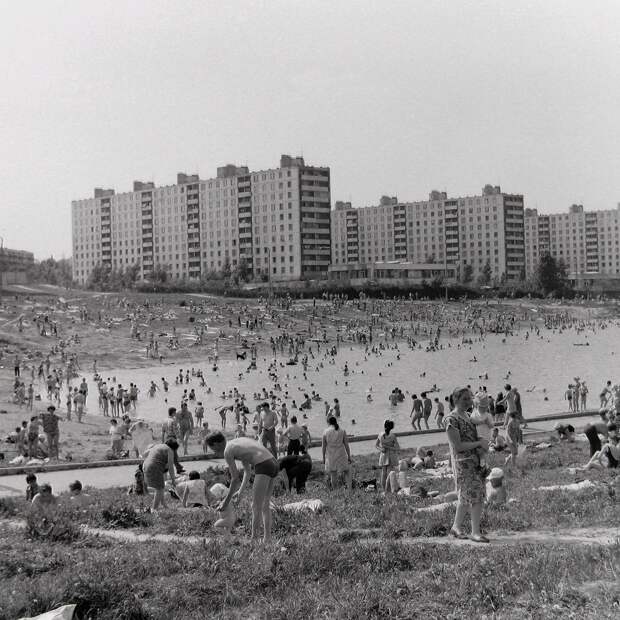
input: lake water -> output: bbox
[81,322,619,439]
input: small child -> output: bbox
[277,429,289,456]
[109,419,124,456]
[195,402,204,426]
[25,472,39,501]
[300,424,311,451]
[69,480,91,507]
[210,483,236,534]
[376,419,400,490]
[486,467,507,505]
[470,393,494,471]
[128,464,146,495]
[234,423,246,439]
[199,422,210,454]
[489,427,507,452]
[434,398,445,429]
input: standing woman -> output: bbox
[142,439,177,511]
[376,419,400,490]
[445,387,489,543]
[322,416,352,490]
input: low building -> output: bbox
[0,247,35,286]
[328,260,457,286]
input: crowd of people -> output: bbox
[4,291,620,546]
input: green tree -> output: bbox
[29,257,73,287]
[461,263,473,284]
[221,258,231,280]
[149,264,170,284]
[234,257,252,283]
[536,253,567,295]
[478,260,492,286]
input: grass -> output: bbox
[3,437,620,618]
[1,531,620,619]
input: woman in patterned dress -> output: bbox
[445,387,489,543]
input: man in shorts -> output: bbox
[206,432,279,543]
[258,402,278,458]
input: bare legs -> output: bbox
[252,474,276,543]
[380,465,389,490]
[152,488,165,511]
[451,500,483,537]
[328,469,352,491]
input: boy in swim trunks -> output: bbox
[206,432,279,543]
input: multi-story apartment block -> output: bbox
[332,185,525,283]
[71,155,331,285]
[525,203,620,279]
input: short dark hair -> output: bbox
[69,480,82,492]
[165,438,179,451]
[290,416,297,424]
[26,473,37,483]
[206,431,226,447]
[188,470,200,480]
[168,407,177,416]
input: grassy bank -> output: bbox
[2,440,620,618]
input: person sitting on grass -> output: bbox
[25,472,39,501]
[552,422,575,442]
[30,483,57,518]
[68,480,91,508]
[581,423,620,470]
[206,432,279,543]
[181,470,211,508]
[486,468,507,505]
[489,427,507,452]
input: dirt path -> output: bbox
[3,518,617,547]
[343,527,620,546]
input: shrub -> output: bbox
[101,504,152,529]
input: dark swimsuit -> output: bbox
[254,457,279,478]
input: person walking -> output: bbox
[40,405,61,460]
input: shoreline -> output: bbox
[0,408,596,477]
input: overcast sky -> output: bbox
[2,1,619,259]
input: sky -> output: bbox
[1,0,620,260]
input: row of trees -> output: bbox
[83,257,254,291]
[27,257,73,288]
[27,253,570,296]
[458,254,569,295]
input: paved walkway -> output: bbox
[0,414,598,498]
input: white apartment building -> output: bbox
[71,155,331,285]
[331,185,525,283]
[525,203,620,278]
